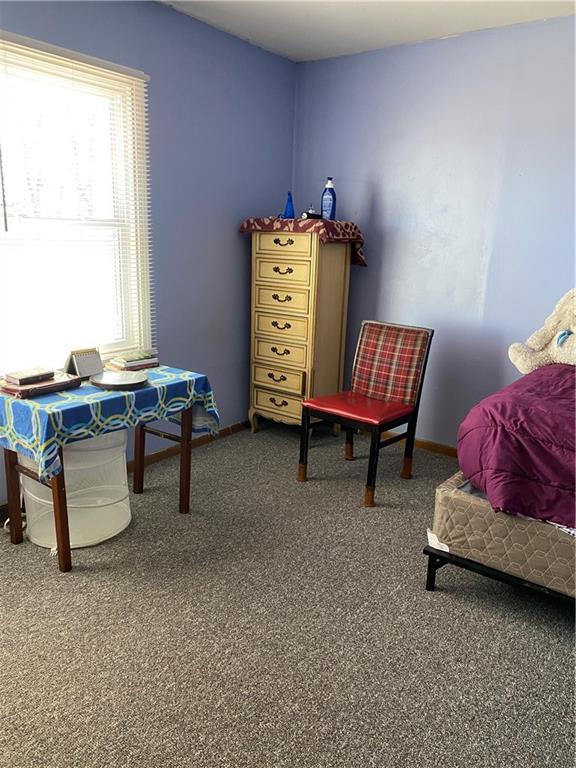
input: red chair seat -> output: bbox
[302,391,414,426]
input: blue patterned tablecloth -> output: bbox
[0,366,219,480]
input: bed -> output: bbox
[425,363,575,600]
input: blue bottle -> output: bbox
[282,191,295,219]
[321,177,336,220]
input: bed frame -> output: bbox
[423,545,574,603]
[424,471,575,603]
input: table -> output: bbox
[0,366,219,572]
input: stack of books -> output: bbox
[0,368,81,398]
[107,348,159,371]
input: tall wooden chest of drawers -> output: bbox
[248,230,351,430]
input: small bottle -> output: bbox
[321,177,336,220]
[301,203,317,219]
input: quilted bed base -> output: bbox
[428,472,575,598]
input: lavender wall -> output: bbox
[293,17,574,446]
[0,1,296,502]
[0,7,573,507]
[0,1,296,420]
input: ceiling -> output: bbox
[164,1,574,62]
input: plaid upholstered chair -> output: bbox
[297,321,434,506]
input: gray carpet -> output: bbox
[0,425,573,768]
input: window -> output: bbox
[0,33,154,373]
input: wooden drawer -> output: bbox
[253,364,304,395]
[254,256,311,286]
[253,387,302,421]
[254,285,310,315]
[254,312,309,343]
[254,337,307,368]
[255,232,311,256]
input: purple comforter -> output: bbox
[457,364,575,528]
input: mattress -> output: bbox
[428,472,575,598]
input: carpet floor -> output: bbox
[0,425,573,768]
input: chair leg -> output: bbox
[345,428,354,461]
[297,406,310,481]
[401,418,417,479]
[364,428,380,507]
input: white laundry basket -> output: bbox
[20,431,132,549]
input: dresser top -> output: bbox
[240,217,366,267]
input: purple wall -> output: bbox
[293,17,574,446]
[0,1,296,502]
[0,1,296,424]
[0,7,573,505]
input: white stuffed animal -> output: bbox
[508,289,576,374]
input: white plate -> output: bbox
[90,371,149,390]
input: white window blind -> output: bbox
[0,33,154,373]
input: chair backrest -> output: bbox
[351,321,434,406]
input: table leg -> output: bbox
[179,407,193,514]
[133,424,146,494]
[50,449,72,573]
[4,449,23,544]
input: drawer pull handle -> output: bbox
[273,266,294,275]
[273,237,294,247]
[267,373,287,383]
[271,346,290,356]
[272,321,292,330]
[272,293,292,303]
[270,397,289,408]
